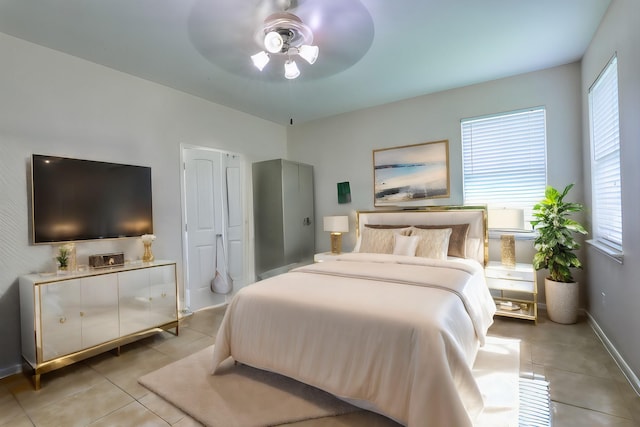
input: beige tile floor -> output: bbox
[1,306,639,426]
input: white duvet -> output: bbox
[212,253,496,426]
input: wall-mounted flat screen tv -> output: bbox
[31,154,153,244]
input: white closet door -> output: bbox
[184,148,225,310]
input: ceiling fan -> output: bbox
[188,0,374,81]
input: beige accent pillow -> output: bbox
[414,224,470,258]
[359,227,411,254]
[392,234,421,256]
[409,227,452,260]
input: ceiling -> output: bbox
[0,0,611,125]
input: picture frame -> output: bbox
[373,139,450,207]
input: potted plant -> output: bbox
[531,184,588,324]
[56,246,70,273]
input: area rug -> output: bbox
[139,336,523,427]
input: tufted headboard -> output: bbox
[356,206,488,266]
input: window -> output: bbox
[589,56,622,254]
[461,107,547,227]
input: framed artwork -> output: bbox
[373,139,450,207]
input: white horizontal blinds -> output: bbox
[589,56,622,250]
[462,108,547,226]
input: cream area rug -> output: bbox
[139,336,522,427]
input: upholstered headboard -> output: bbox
[356,206,488,266]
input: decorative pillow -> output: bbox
[392,234,421,256]
[409,227,452,260]
[414,224,470,258]
[358,227,411,254]
[364,224,411,229]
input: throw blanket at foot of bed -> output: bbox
[212,254,496,427]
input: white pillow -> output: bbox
[358,227,411,254]
[393,234,421,256]
[409,227,452,260]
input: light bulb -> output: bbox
[264,31,284,53]
[251,51,270,71]
[284,60,300,79]
[298,45,319,64]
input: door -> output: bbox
[80,274,119,349]
[183,147,245,311]
[40,279,82,361]
[224,154,244,284]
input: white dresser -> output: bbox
[20,260,178,388]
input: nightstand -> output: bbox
[313,252,341,262]
[485,261,537,324]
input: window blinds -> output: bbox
[589,56,622,250]
[462,108,547,225]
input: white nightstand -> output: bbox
[313,252,341,262]
[485,261,538,324]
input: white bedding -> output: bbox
[212,253,496,427]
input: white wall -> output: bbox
[581,0,640,385]
[288,62,583,288]
[0,32,287,376]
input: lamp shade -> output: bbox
[298,44,319,64]
[488,208,524,230]
[284,59,300,79]
[264,31,284,53]
[323,216,349,233]
[251,51,270,71]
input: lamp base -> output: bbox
[500,234,516,267]
[330,232,343,254]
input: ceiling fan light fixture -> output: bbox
[251,51,270,71]
[251,11,317,79]
[298,44,319,64]
[284,59,300,79]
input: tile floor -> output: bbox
[1,306,639,426]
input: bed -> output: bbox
[212,206,496,427]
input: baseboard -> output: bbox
[0,363,23,380]
[587,311,640,397]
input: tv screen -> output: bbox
[31,154,153,244]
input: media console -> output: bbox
[19,260,178,389]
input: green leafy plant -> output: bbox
[56,246,69,269]
[531,184,588,283]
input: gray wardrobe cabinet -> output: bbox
[252,159,315,279]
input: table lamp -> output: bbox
[323,216,349,254]
[488,208,524,267]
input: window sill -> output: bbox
[586,240,623,264]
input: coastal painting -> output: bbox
[373,140,450,206]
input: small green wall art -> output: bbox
[337,181,351,204]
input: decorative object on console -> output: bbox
[56,245,69,273]
[531,184,587,324]
[323,216,349,254]
[141,234,156,262]
[488,208,524,267]
[337,181,351,204]
[373,140,450,207]
[89,252,125,268]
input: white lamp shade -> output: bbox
[284,60,300,79]
[264,31,284,53]
[251,51,270,71]
[488,208,525,230]
[298,45,319,64]
[323,216,349,233]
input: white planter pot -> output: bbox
[544,278,579,324]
